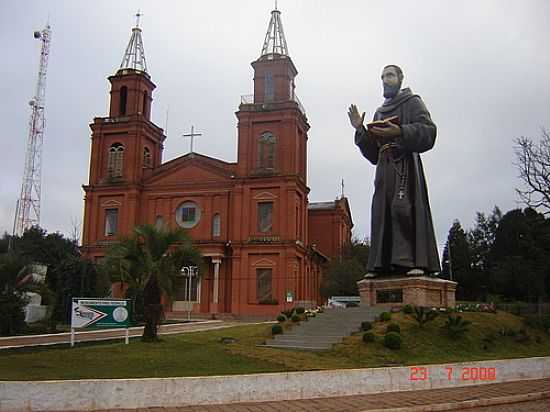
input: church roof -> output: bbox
[309,197,354,228]
[260,6,289,59]
[308,201,337,210]
[119,11,148,74]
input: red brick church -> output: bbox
[81,8,353,318]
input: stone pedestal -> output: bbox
[357,276,457,308]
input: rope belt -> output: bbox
[379,143,398,154]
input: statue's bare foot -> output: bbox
[364,272,377,278]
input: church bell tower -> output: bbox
[82,13,165,257]
[236,6,309,181]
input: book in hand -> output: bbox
[366,116,400,130]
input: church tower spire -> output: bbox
[120,10,148,73]
[260,4,288,59]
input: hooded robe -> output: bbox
[355,87,441,274]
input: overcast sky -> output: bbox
[1,0,549,253]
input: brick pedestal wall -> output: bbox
[357,276,457,308]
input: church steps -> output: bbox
[263,305,384,351]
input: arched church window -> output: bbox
[119,86,128,116]
[258,132,276,169]
[212,213,221,237]
[143,147,152,168]
[107,143,124,178]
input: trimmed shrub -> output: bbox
[291,314,301,323]
[281,309,294,318]
[276,314,286,323]
[379,312,392,322]
[386,323,401,334]
[384,332,402,349]
[402,304,413,314]
[363,331,375,343]
[361,321,373,331]
[295,307,305,314]
[271,324,283,335]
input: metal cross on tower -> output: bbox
[182,126,203,153]
[13,23,52,237]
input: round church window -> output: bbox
[176,201,201,229]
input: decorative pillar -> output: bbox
[212,258,222,310]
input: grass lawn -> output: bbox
[2,311,550,380]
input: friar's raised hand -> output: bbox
[348,104,365,130]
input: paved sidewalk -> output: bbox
[0,320,249,349]
[86,378,550,412]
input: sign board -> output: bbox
[71,298,131,329]
[286,291,294,303]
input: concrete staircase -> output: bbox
[263,306,384,351]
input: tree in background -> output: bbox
[0,227,109,329]
[515,128,550,214]
[467,207,502,299]
[492,208,550,303]
[102,224,203,342]
[0,253,31,335]
[441,220,477,300]
[321,238,370,298]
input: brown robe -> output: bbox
[355,88,441,274]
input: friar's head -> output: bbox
[381,65,404,99]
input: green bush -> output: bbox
[0,291,28,336]
[291,314,301,323]
[276,314,286,322]
[363,331,375,343]
[384,332,401,349]
[402,304,413,314]
[281,309,294,318]
[361,321,373,331]
[271,324,283,335]
[386,323,401,334]
[443,315,471,338]
[379,312,392,322]
[410,306,438,327]
[295,307,305,314]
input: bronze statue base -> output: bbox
[357,276,457,308]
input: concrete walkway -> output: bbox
[0,320,250,349]
[89,378,550,412]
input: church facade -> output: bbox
[81,8,353,318]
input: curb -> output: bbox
[361,390,550,411]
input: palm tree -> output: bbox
[103,224,202,341]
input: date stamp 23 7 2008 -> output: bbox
[409,366,497,382]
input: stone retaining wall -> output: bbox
[1,357,549,411]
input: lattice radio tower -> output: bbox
[13,23,52,237]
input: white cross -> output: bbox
[135,10,143,28]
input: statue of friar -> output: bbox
[348,65,441,277]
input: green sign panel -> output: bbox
[71,298,132,329]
